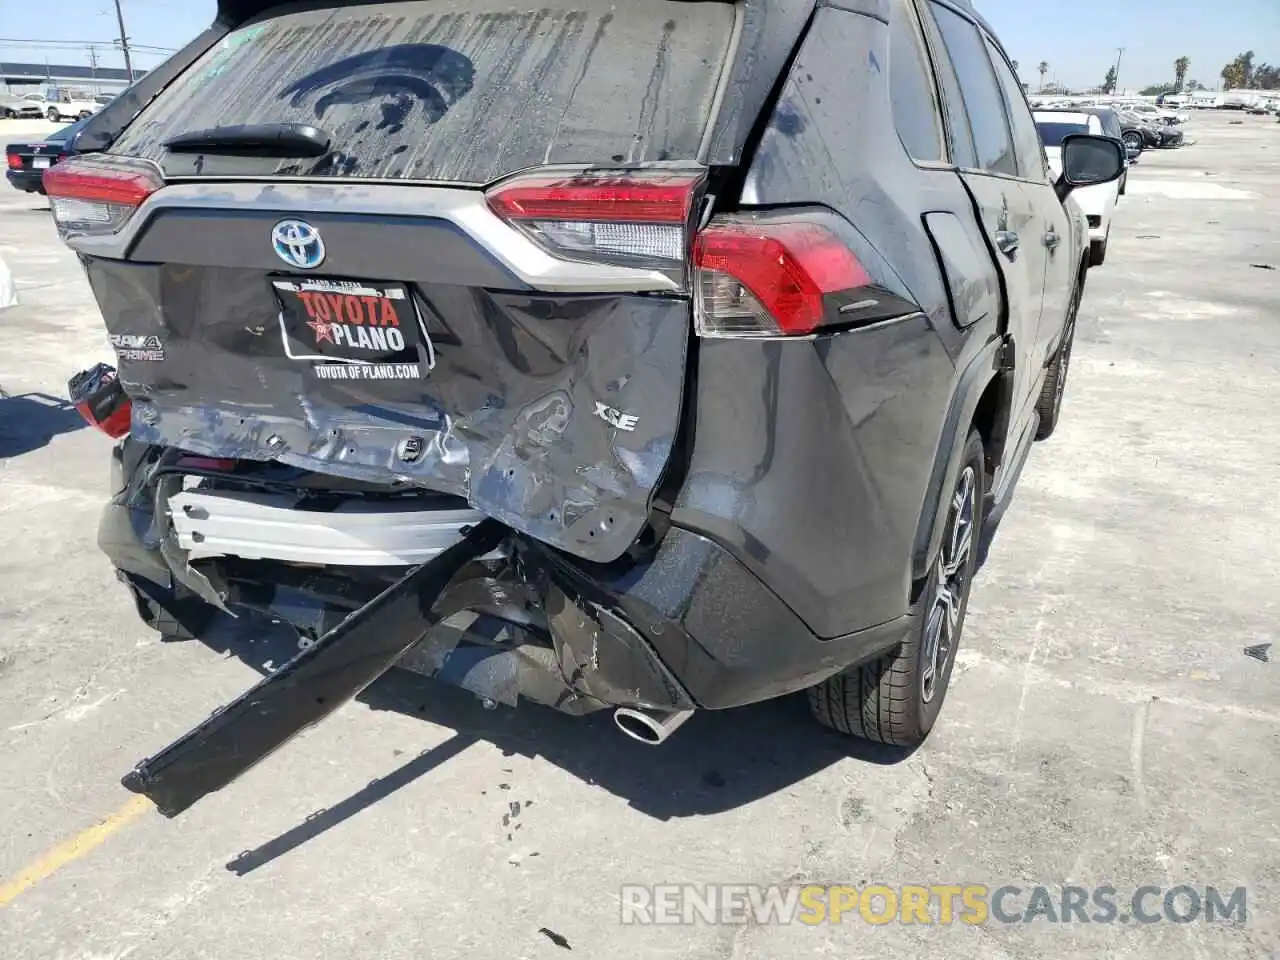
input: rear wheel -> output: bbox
[45,107,59,122]
[1034,275,1080,441]
[808,430,985,746]
[1123,131,1143,153]
[122,574,218,642]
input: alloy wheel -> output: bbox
[920,464,976,704]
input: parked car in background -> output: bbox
[1125,101,1189,126]
[48,0,1124,813]
[0,93,45,120]
[41,92,100,122]
[1034,111,1119,266]
[5,117,91,193]
[1116,108,1170,150]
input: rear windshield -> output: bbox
[109,0,733,184]
[1036,121,1089,147]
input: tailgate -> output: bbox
[63,0,735,564]
[79,178,694,564]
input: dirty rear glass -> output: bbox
[109,0,734,183]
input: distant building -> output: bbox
[1,61,148,99]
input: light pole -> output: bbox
[1114,47,1125,95]
[113,0,135,82]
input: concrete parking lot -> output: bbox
[0,113,1277,960]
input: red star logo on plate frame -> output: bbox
[307,317,337,345]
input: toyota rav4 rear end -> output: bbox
[52,0,979,812]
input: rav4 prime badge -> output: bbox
[109,333,165,362]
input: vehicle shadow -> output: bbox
[188,609,911,874]
[0,390,86,457]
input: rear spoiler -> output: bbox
[69,0,842,167]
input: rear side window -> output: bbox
[1035,122,1089,147]
[889,0,944,162]
[109,0,733,184]
[983,38,1046,180]
[927,2,1015,176]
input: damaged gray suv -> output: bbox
[50,0,1122,816]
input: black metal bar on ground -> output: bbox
[121,519,506,817]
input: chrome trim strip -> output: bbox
[68,181,682,294]
[694,310,926,341]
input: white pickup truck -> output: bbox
[39,94,100,122]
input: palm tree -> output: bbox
[1174,56,1191,92]
[1038,61,1050,92]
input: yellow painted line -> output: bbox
[0,795,152,908]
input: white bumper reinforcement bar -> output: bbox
[168,488,502,566]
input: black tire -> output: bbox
[46,107,60,123]
[1,108,14,120]
[1123,132,1143,153]
[122,574,218,642]
[1089,236,1108,267]
[1034,273,1080,441]
[809,430,985,746]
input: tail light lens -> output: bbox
[693,218,873,337]
[5,153,21,171]
[67,363,131,439]
[43,155,163,239]
[485,170,703,280]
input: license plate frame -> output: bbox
[271,276,435,381]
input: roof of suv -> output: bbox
[1033,111,1092,125]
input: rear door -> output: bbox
[64,0,738,565]
[982,36,1075,369]
[921,0,1046,439]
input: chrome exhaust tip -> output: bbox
[613,707,694,746]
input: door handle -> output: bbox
[1044,229,1062,251]
[995,230,1020,258]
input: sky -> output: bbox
[2,0,1279,92]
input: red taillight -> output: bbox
[693,219,871,337]
[5,153,21,171]
[487,172,699,224]
[67,363,132,439]
[485,170,703,279]
[43,155,163,239]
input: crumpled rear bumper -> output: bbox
[101,440,909,715]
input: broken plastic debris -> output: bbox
[538,928,572,950]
